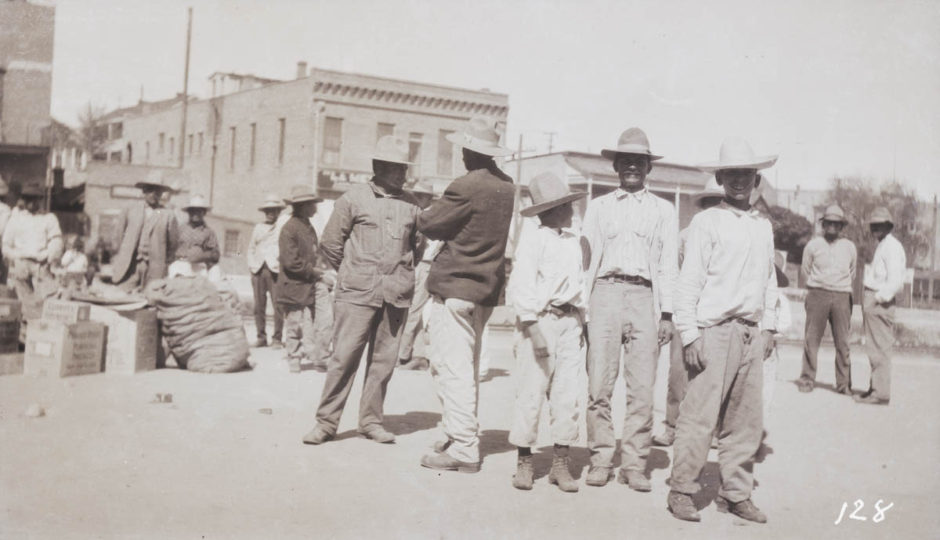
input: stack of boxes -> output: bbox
[87,305,161,375]
[24,299,106,377]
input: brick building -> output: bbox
[90,63,509,271]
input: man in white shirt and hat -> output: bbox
[2,184,62,313]
[247,195,287,349]
[112,171,179,290]
[581,127,678,491]
[668,137,778,524]
[798,205,857,395]
[303,135,423,446]
[855,206,906,405]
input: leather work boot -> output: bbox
[585,466,612,487]
[301,426,334,445]
[420,452,480,473]
[618,469,652,492]
[652,427,676,447]
[270,339,284,349]
[512,455,534,490]
[358,425,396,444]
[716,496,767,523]
[432,439,452,453]
[548,456,579,493]
[667,490,701,522]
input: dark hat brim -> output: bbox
[520,192,588,217]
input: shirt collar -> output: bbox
[538,224,577,237]
[717,200,761,219]
[614,186,649,201]
[370,180,404,199]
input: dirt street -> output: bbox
[1,328,937,539]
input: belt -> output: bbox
[720,316,758,328]
[543,303,579,317]
[598,274,652,287]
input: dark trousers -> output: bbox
[800,288,852,391]
[251,264,283,341]
[315,301,407,432]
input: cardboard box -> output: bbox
[0,352,24,375]
[0,319,20,354]
[0,298,21,322]
[88,305,159,375]
[24,320,106,377]
[41,299,91,324]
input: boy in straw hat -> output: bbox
[112,170,179,290]
[276,184,323,374]
[797,204,857,395]
[856,206,905,405]
[667,137,778,524]
[581,127,678,491]
[170,194,220,279]
[247,195,288,349]
[416,116,515,473]
[303,135,423,446]
[506,172,587,492]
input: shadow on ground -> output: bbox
[384,411,442,437]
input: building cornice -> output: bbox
[312,81,508,118]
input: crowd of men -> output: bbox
[0,114,911,525]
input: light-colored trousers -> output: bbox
[663,325,687,432]
[397,262,431,362]
[801,288,852,390]
[283,305,314,361]
[586,280,660,472]
[670,320,764,503]
[304,280,334,365]
[862,289,895,400]
[428,296,492,463]
[508,312,583,448]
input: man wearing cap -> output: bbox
[506,171,588,492]
[397,180,438,370]
[112,172,179,290]
[2,184,62,313]
[416,117,515,472]
[247,195,287,349]
[653,179,724,447]
[303,135,423,446]
[856,206,906,405]
[170,195,220,279]
[581,127,678,491]
[797,205,857,394]
[277,184,323,374]
[667,137,778,524]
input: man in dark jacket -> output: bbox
[277,184,323,374]
[416,117,515,473]
[302,136,423,446]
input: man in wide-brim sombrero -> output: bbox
[668,137,778,524]
[247,194,288,349]
[581,127,679,492]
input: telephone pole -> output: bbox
[179,7,192,168]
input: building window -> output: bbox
[145,141,150,163]
[322,117,342,167]
[169,137,175,159]
[277,118,286,166]
[408,132,422,173]
[158,133,165,153]
[198,132,204,154]
[111,122,123,140]
[249,123,257,168]
[229,126,236,171]
[437,130,454,176]
[377,122,395,142]
[223,229,240,257]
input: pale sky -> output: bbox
[50,0,940,197]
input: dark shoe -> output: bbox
[667,490,701,522]
[549,456,579,493]
[252,338,267,348]
[310,363,328,373]
[859,388,874,398]
[512,455,534,490]
[358,425,396,444]
[618,469,651,492]
[835,386,853,396]
[302,426,334,445]
[652,428,676,447]
[716,496,767,523]
[270,339,284,350]
[585,466,612,487]
[420,452,480,473]
[854,394,889,405]
[797,379,813,393]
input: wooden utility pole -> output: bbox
[179,7,192,168]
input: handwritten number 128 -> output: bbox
[834,499,894,525]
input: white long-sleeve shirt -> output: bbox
[247,221,282,274]
[863,233,906,303]
[1,210,63,263]
[581,187,678,315]
[507,225,587,323]
[674,202,777,346]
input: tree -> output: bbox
[77,102,108,158]
[766,205,813,263]
[826,177,931,267]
